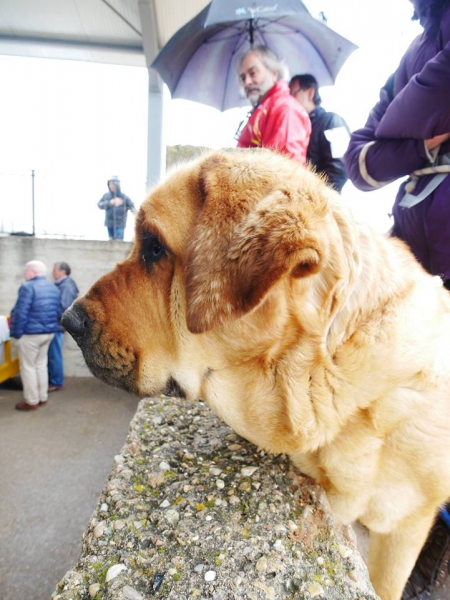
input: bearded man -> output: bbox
[236,45,311,164]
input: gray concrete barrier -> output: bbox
[52,396,378,600]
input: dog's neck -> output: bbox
[198,216,423,456]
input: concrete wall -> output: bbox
[52,396,379,600]
[0,235,132,376]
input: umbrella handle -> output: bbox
[249,18,254,45]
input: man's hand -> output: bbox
[425,133,450,150]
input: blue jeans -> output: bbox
[48,331,64,386]
[107,226,124,240]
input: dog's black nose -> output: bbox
[61,303,91,339]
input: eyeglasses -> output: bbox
[290,88,301,96]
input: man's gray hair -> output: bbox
[238,45,289,81]
[26,260,47,276]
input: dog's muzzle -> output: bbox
[62,303,138,394]
[61,303,91,341]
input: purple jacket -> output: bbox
[344,7,450,279]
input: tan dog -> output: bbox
[63,149,450,600]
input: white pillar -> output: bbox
[138,0,165,190]
[146,69,165,190]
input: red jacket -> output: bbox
[237,80,311,164]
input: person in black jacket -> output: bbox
[98,176,136,240]
[289,74,350,193]
[47,262,79,392]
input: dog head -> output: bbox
[62,149,337,402]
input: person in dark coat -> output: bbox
[10,261,61,411]
[344,0,450,284]
[289,73,350,192]
[47,261,79,392]
[98,176,136,240]
[344,1,450,597]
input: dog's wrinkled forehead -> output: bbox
[136,160,206,255]
[135,149,328,264]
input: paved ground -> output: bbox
[0,377,140,600]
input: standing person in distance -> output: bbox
[98,176,136,241]
[289,73,350,192]
[236,45,311,164]
[48,261,79,393]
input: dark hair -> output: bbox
[289,74,322,106]
[54,261,71,276]
[412,0,450,34]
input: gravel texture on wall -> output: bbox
[52,396,379,600]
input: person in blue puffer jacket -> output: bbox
[10,260,61,411]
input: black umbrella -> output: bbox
[151,0,357,111]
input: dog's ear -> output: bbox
[185,153,328,334]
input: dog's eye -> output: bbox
[142,235,166,266]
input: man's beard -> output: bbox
[246,78,275,106]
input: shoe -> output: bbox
[15,401,39,411]
[48,385,63,392]
[402,512,450,599]
[39,400,48,406]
